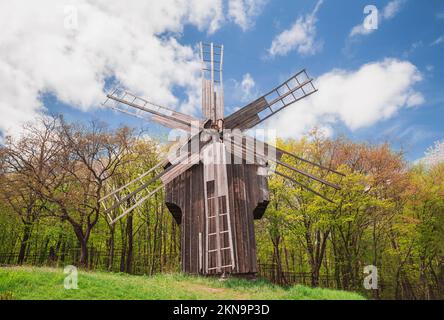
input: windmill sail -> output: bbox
[224,131,342,203]
[224,70,317,131]
[101,158,193,224]
[100,127,210,225]
[225,129,344,176]
[200,42,224,126]
[103,88,204,131]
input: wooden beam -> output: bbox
[106,93,203,131]
[274,171,334,203]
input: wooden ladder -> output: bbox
[202,141,235,274]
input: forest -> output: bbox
[0,115,443,300]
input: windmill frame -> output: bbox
[99,42,343,276]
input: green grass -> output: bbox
[0,266,364,300]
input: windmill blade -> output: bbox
[102,168,164,215]
[104,126,209,215]
[225,130,343,185]
[109,134,220,225]
[103,88,205,131]
[102,150,192,215]
[99,159,165,203]
[274,170,334,203]
[103,152,199,225]
[160,152,200,185]
[273,158,340,190]
[200,42,224,123]
[224,69,317,131]
[227,140,336,203]
[224,133,339,202]
[228,135,340,190]
[276,146,345,177]
[99,127,200,202]
[109,185,163,224]
[225,129,344,177]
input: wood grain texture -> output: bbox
[164,161,269,275]
[223,97,268,131]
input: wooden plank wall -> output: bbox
[165,161,270,275]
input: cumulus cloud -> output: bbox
[265,59,424,138]
[228,0,267,31]
[268,0,323,57]
[350,0,405,37]
[0,0,266,137]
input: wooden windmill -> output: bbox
[100,42,343,276]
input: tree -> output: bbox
[1,116,62,264]
[102,136,161,273]
[402,163,444,298]
[12,117,133,267]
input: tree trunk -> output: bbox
[71,224,89,268]
[270,232,285,285]
[311,267,320,287]
[79,238,88,267]
[302,218,320,287]
[126,214,133,274]
[120,220,127,272]
[150,201,160,275]
[107,225,115,271]
[17,223,32,265]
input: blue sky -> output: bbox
[1,0,443,161]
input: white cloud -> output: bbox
[1,0,270,137]
[382,0,404,19]
[226,73,258,107]
[268,0,323,57]
[240,73,256,101]
[349,24,374,37]
[265,59,424,138]
[431,35,444,46]
[418,140,444,166]
[350,0,405,37]
[228,0,267,31]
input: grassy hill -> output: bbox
[0,266,364,300]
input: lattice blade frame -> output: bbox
[103,88,204,131]
[222,131,342,202]
[200,42,224,122]
[224,69,317,131]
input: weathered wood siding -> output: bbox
[165,162,269,275]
